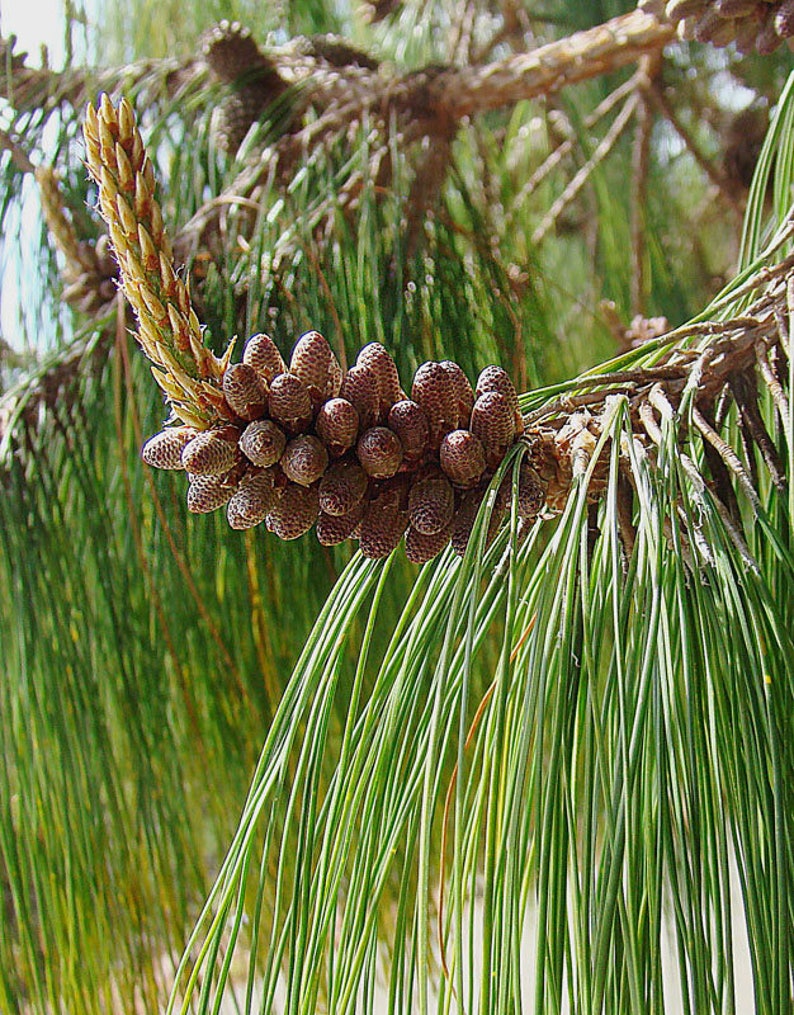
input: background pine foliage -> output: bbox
[1,0,793,1011]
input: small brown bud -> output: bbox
[243,332,286,382]
[222,362,268,420]
[316,502,365,546]
[268,372,313,432]
[290,330,343,405]
[227,469,276,529]
[318,458,369,516]
[387,400,429,463]
[411,362,457,449]
[266,483,319,540]
[339,364,380,431]
[280,435,329,486]
[356,426,403,479]
[476,365,523,435]
[440,361,475,427]
[315,397,360,456]
[469,392,516,470]
[408,475,455,535]
[439,429,487,489]
[404,523,452,564]
[187,474,236,514]
[239,419,286,467]
[356,342,403,417]
[181,427,241,475]
[141,426,198,469]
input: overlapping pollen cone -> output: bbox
[142,332,539,562]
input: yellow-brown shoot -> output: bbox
[83,94,233,429]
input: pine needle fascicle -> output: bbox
[83,94,233,429]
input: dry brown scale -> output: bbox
[142,332,550,563]
[639,0,794,52]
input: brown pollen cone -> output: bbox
[440,360,475,426]
[408,474,455,535]
[266,483,319,540]
[315,397,360,456]
[239,419,286,467]
[290,330,343,406]
[280,435,329,486]
[356,342,404,418]
[222,362,268,420]
[439,429,487,489]
[405,522,452,564]
[316,502,365,546]
[319,458,369,516]
[142,427,198,469]
[340,364,380,431]
[412,362,457,449]
[387,399,430,464]
[227,468,276,529]
[268,372,313,432]
[469,391,516,470]
[181,427,242,475]
[243,333,286,382]
[356,426,404,479]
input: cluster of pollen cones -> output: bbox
[142,332,545,563]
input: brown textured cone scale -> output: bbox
[239,419,286,467]
[408,475,455,536]
[280,435,329,486]
[358,491,409,559]
[227,469,276,529]
[440,361,475,428]
[386,399,430,463]
[439,429,487,489]
[318,458,369,516]
[266,483,319,540]
[411,362,457,449]
[267,372,313,432]
[476,365,523,435]
[517,461,546,521]
[469,392,516,470]
[356,343,404,417]
[187,474,237,514]
[405,523,452,564]
[315,397,360,456]
[290,330,343,406]
[243,333,286,383]
[339,364,380,431]
[356,426,404,479]
[141,426,198,469]
[181,427,242,475]
[316,502,365,546]
[222,362,268,421]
